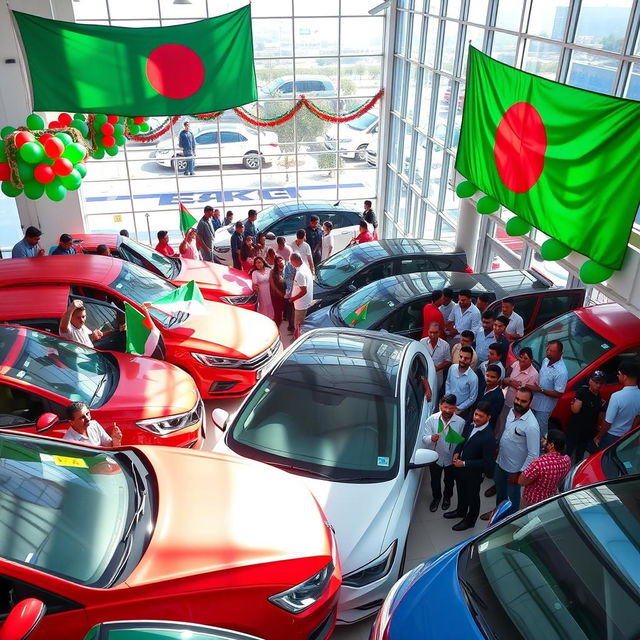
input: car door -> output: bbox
[266,213,309,245]
[530,290,586,331]
[0,383,66,436]
[194,131,218,166]
[317,211,361,252]
[378,298,429,340]
[351,260,395,290]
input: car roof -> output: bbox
[270,200,359,215]
[0,285,71,319]
[574,303,640,344]
[336,238,461,263]
[273,328,410,397]
[73,233,118,249]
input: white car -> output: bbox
[212,200,363,266]
[212,328,438,624]
[324,113,379,160]
[152,125,280,171]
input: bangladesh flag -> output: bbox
[345,302,369,327]
[151,280,206,316]
[13,7,257,116]
[179,202,197,235]
[456,46,640,271]
[124,302,162,357]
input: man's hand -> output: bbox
[452,457,464,468]
[37,246,45,257]
[69,299,84,311]
[111,424,123,447]
[431,434,440,443]
[92,329,104,341]
[526,382,541,393]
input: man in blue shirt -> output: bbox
[528,339,568,433]
[178,121,196,175]
[305,215,323,267]
[447,289,482,343]
[196,206,216,262]
[50,233,77,255]
[211,209,223,232]
[12,226,44,258]
[244,209,258,241]
[445,346,478,421]
[230,221,245,270]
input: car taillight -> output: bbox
[464,265,474,273]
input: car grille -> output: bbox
[237,337,281,371]
[309,608,336,640]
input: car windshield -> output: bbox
[336,282,401,329]
[458,481,640,639]
[513,312,613,380]
[315,248,368,288]
[0,434,132,585]
[0,326,113,407]
[347,113,377,131]
[109,262,187,328]
[224,204,281,235]
[609,429,640,476]
[118,237,181,280]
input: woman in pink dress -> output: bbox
[251,257,274,320]
[240,235,256,273]
[179,228,200,260]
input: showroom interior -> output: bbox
[0,1,639,639]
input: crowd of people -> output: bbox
[419,290,640,531]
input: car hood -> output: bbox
[126,449,332,586]
[176,259,253,298]
[108,352,199,417]
[311,278,339,300]
[168,301,278,359]
[387,543,482,639]
[300,304,340,334]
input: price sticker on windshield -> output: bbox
[51,455,88,468]
[377,456,390,467]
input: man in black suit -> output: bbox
[444,401,495,531]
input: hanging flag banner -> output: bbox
[455,46,640,277]
[13,6,257,116]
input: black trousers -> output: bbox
[430,463,455,500]
[454,467,483,526]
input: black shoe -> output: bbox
[443,510,464,519]
[452,520,474,532]
[484,485,497,498]
[442,497,451,510]
[429,498,440,513]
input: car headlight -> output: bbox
[136,401,202,435]
[214,246,231,253]
[269,562,334,614]
[191,352,245,368]
[220,294,257,305]
[342,540,397,588]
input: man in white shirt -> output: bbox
[422,394,465,512]
[290,229,315,274]
[447,289,481,344]
[63,401,122,447]
[289,253,314,335]
[501,297,526,340]
[59,300,103,347]
[419,322,452,397]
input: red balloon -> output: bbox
[52,157,73,176]
[102,135,116,148]
[34,163,55,184]
[44,137,65,158]
[0,162,11,181]
[107,114,119,124]
[58,112,72,126]
[15,131,35,148]
[49,120,61,129]
[133,116,145,124]
[38,133,54,144]
[101,122,114,136]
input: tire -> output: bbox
[356,144,368,161]
[173,158,188,172]
[243,153,263,170]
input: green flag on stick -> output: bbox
[444,427,465,445]
[179,201,197,235]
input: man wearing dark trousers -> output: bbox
[444,401,495,531]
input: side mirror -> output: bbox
[488,499,512,527]
[1,598,46,640]
[211,408,230,432]
[409,448,438,469]
[346,284,357,294]
[265,232,276,241]
[36,413,60,433]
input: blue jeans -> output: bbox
[598,432,620,450]
[185,156,195,174]
[494,463,521,519]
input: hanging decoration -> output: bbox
[126,116,180,142]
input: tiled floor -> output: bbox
[202,325,495,639]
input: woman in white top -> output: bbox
[179,228,200,260]
[251,257,274,320]
[321,221,334,261]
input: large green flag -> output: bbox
[455,46,640,271]
[13,7,257,116]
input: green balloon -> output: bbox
[505,216,532,237]
[61,142,86,164]
[114,123,125,136]
[540,238,571,261]
[19,141,44,164]
[54,132,74,146]
[0,141,5,162]
[45,180,67,202]
[71,120,89,137]
[76,163,87,178]
[1,181,22,197]
[115,135,126,146]
[0,126,16,138]
[59,169,82,190]
[580,260,614,284]
[455,181,477,199]
[476,196,500,214]
[128,124,140,135]
[17,159,34,183]
[105,145,119,157]
[140,122,150,133]
[92,148,105,160]
[26,113,45,130]
[73,113,86,121]
[23,181,45,200]
[94,114,108,126]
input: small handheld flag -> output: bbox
[151,280,207,316]
[345,302,369,327]
[179,202,197,236]
[124,302,161,357]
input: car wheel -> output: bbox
[356,144,368,161]
[173,158,188,172]
[243,153,262,170]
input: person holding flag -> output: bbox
[178,202,200,259]
[124,302,162,358]
[422,394,466,513]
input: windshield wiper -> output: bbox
[120,460,147,542]
[459,577,501,640]
[266,459,337,481]
[89,374,108,408]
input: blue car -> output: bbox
[371,476,640,639]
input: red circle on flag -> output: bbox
[145,44,205,100]
[494,102,547,193]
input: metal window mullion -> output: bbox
[556,0,582,83]
[290,0,300,204]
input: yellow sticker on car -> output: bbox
[52,455,88,468]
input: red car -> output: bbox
[0,431,341,640]
[0,324,204,448]
[508,304,640,428]
[0,257,280,399]
[72,233,256,309]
